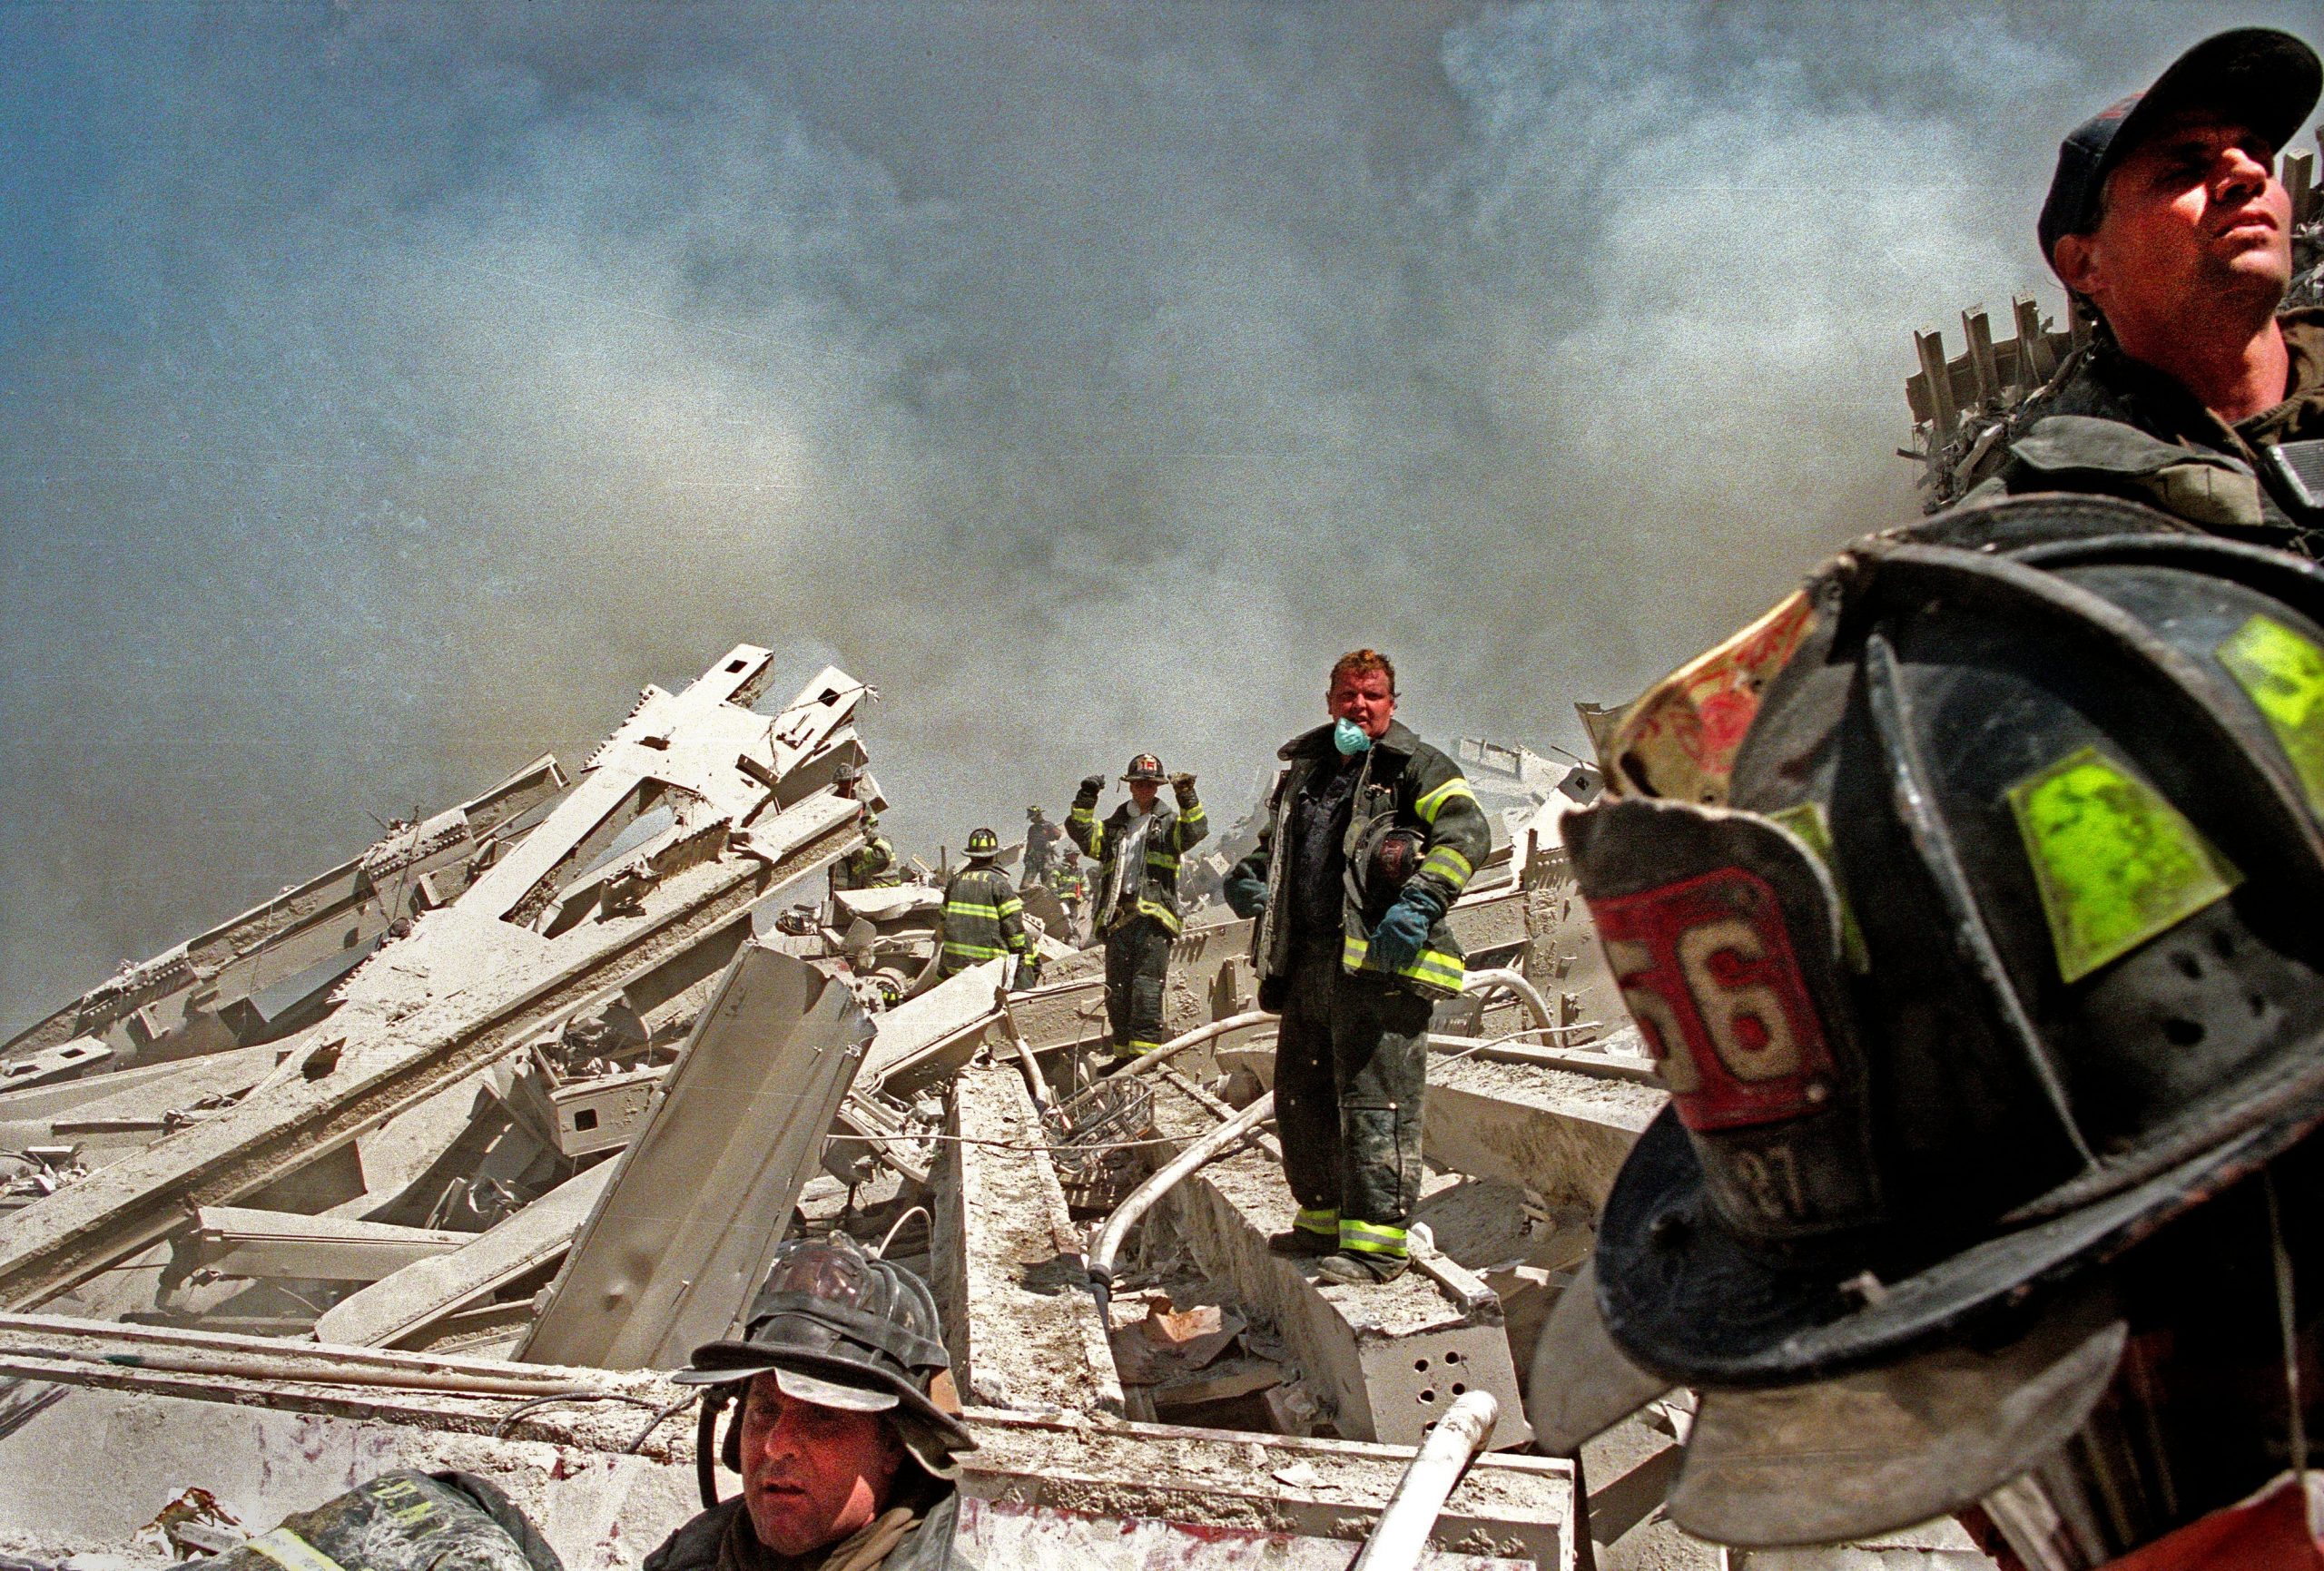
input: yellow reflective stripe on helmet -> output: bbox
[243,1531,349,1571]
[1418,844,1472,890]
[1295,1207,1339,1237]
[1338,1219,1408,1256]
[2218,613,2324,818]
[1413,777,1477,823]
[2008,746,2240,984]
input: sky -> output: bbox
[2,2,2318,1033]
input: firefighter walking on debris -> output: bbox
[649,1235,977,1571]
[1046,846,1090,943]
[1070,753,1206,1059]
[936,828,1037,987]
[1224,651,1488,1285]
[1022,804,1061,886]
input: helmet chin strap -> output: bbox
[699,1385,736,1508]
[2266,1171,2312,1533]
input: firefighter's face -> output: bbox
[738,1375,905,1558]
[1329,670,1396,741]
[2053,110,2291,331]
[1128,780,1160,808]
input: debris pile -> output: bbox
[0,647,1987,1570]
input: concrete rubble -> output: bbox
[0,651,2001,1571]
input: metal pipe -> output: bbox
[993,987,1051,1112]
[1103,1010,1275,1080]
[1461,967,1555,1033]
[1349,1389,1502,1571]
[1086,1090,1275,1317]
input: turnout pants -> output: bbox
[1102,915,1174,1056]
[1273,938,1431,1261]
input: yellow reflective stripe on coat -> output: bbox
[1135,898,1183,932]
[1342,934,1464,993]
[1413,777,1478,823]
[997,897,1024,917]
[1407,949,1465,991]
[943,940,1008,959]
[944,900,1007,918]
[1419,844,1472,891]
[243,1531,349,1571]
[1338,1218,1408,1256]
[1145,851,1180,870]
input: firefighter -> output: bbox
[1223,650,1489,1285]
[832,812,902,892]
[1605,29,2322,813]
[183,1475,562,1571]
[1963,28,2322,547]
[1023,805,1062,886]
[936,828,1036,987]
[650,1234,977,1571]
[1069,753,1206,1059]
[1528,495,2324,1568]
[1046,846,1090,939]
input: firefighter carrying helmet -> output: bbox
[1529,495,2324,1548]
[1121,754,1167,782]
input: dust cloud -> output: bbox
[2,2,2314,1028]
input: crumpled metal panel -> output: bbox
[517,942,873,1369]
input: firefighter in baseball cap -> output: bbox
[937,828,1037,987]
[1068,753,1206,1057]
[1529,494,2324,1567]
[649,1234,976,1571]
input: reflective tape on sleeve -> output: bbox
[1419,844,1473,891]
[2008,746,2240,984]
[1413,777,1478,823]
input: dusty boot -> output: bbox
[1315,1251,1408,1285]
[1267,1228,1336,1258]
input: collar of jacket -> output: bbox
[1279,718,1420,762]
[2068,306,2324,453]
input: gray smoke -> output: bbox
[2,2,2316,1030]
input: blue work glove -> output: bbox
[1366,886,1445,975]
[1224,873,1269,919]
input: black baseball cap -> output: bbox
[2038,28,2320,269]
